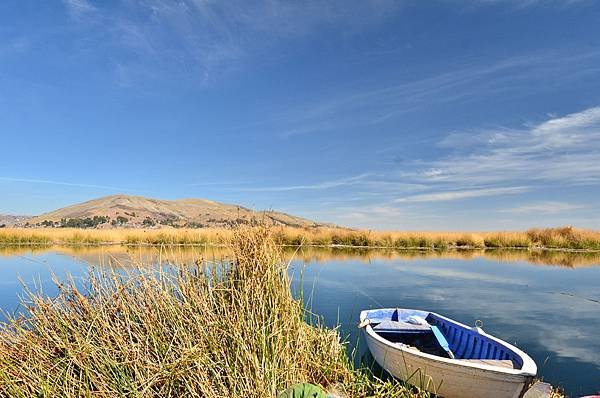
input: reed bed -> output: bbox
[0,228,234,246]
[1,226,599,250]
[0,227,423,397]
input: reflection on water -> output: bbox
[293,246,600,268]
[1,244,600,268]
[0,245,599,396]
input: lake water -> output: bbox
[0,245,599,396]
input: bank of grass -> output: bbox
[1,226,599,250]
[0,228,234,246]
[0,227,423,397]
[0,229,53,245]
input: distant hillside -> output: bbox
[23,195,322,229]
[0,214,31,227]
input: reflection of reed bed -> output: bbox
[0,227,419,397]
[286,247,600,268]
[287,247,483,264]
[287,247,399,263]
[63,244,231,269]
[484,249,600,268]
[0,245,51,257]
[2,244,599,269]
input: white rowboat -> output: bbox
[360,308,537,398]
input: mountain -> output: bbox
[25,195,322,228]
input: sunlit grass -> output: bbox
[1,226,599,250]
[526,226,600,250]
[0,227,424,397]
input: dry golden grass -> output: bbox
[0,227,234,246]
[0,227,424,397]
[1,225,599,250]
[526,226,600,249]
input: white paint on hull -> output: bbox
[361,310,537,398]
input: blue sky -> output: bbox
[1,0,600,230]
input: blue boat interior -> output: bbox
[365,309,523,369]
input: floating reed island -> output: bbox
[0,226,599,250]
[0,227,426,397]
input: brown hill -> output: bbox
[28,195,322,228]
[0,214,32,227]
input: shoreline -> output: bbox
[1,226,600,252]
[1,241,600,253]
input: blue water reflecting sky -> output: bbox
[290,255,600,396]
[0,248,598,396]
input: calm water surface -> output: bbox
[0,246,598,396]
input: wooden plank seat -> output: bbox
[373,320,431,333]
[459,359,515,369]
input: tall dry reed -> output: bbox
[2,226,599,250]
[0,227,422,397]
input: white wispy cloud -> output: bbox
[349,106,600,227]
[63,0,97,20]
[414,106,600,186]
[62,0,399,83]
[394,186,529,203]
[474,0,591,9]
[239,174,372,192]
[0,177,126,191]
[271,50,600,139]
[230,174,431,197]
[499,201,585,214]
[273,55,540,137]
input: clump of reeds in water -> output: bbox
[0,227,421,397]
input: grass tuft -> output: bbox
[0,227,422,397]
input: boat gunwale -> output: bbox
[360,308,537,377]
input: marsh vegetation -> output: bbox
[0,227,426,397]
[1,226,599,251]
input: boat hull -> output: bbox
[361,309,536,398]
